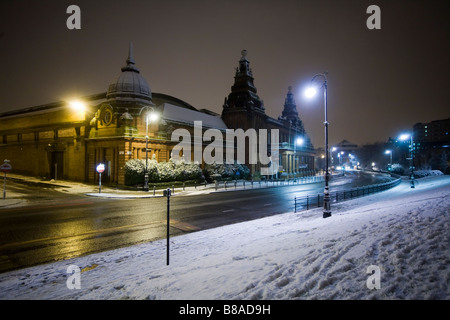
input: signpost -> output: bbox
[96,163,105,193]
[163,188,171,265]
[0,160,12,200]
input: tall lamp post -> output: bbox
[399,133,415,188]
[304,72,331,218]
[385,150,392,171]
[144,109,159,192]
[294,137,304,177]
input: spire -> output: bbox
[223,50,264,111]
[285,86,295,105]
[281,86,300,122]
[121,42,140,73]
[127,42,135,65]
[238,49,252,76]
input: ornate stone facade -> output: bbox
[0,47,316,185]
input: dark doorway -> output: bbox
[51,152,64,180]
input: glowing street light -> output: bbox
[304,72,331,218]
[385,149,392,166]
[293,137,304,175]
[398,133,415,188]
[69,100,87,112]
[304,87,318,99]
[144,108,160,191]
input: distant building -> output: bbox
[413,118,450,172]
[0,47,316,185]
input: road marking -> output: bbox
[222,209,235,213]
[263,203,272,206]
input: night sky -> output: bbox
[0,0,448,148]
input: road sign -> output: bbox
[0,163,12,173]
[96,163,105,173]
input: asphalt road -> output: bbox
[0,171,392,273]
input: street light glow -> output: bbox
[399,133,410,141]
[69,100,86,112]
[304,87,317,98]
[296,137,304,146]
[148,111,159,123]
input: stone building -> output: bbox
[222,50,315,176]
[0,46,315,185]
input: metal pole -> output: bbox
[323,79,331,218]
[166,188,171,265]
[3,172,6,200]
[410,135,415,188]
[144,116,149,191]
[99,173,102,193]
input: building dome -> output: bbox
[106,44,152,104]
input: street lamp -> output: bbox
[294,137,304,176]
[398,133,415,188]
[304,72,331,218]
[144,109,160,191]
[68,100,87,112]
[385,150,392,170]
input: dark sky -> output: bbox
[0,0,448,148]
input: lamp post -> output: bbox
[385,150,392,170]
[304,72,331,218]
[294,137,304,176]
[399,133,415,188]
[144,109,159,192]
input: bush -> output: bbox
[124,158,202,186]
[203,162,250,182]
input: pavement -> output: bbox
[0,172,325,208]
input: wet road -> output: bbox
[0,171,392,273]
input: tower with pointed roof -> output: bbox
[222,50,267,131]
[221,50,316,176]
[223,50,264,111]
[281,86,299,122]
[89,43,155,139]
[106,43,153,105]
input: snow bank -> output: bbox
[0,176,449,300]
[414,170,443,178]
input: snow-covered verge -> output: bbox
[0,176,449,300]
[414,170,443,178]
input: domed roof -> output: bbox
[106,44,152,104]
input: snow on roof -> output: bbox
[161,103,228,130]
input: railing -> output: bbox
[294,177,401,213]
[212,175,324,191]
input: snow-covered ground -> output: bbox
[0,176,449,300]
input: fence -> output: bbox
[294,177,402,213]
[212,175,324,191]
